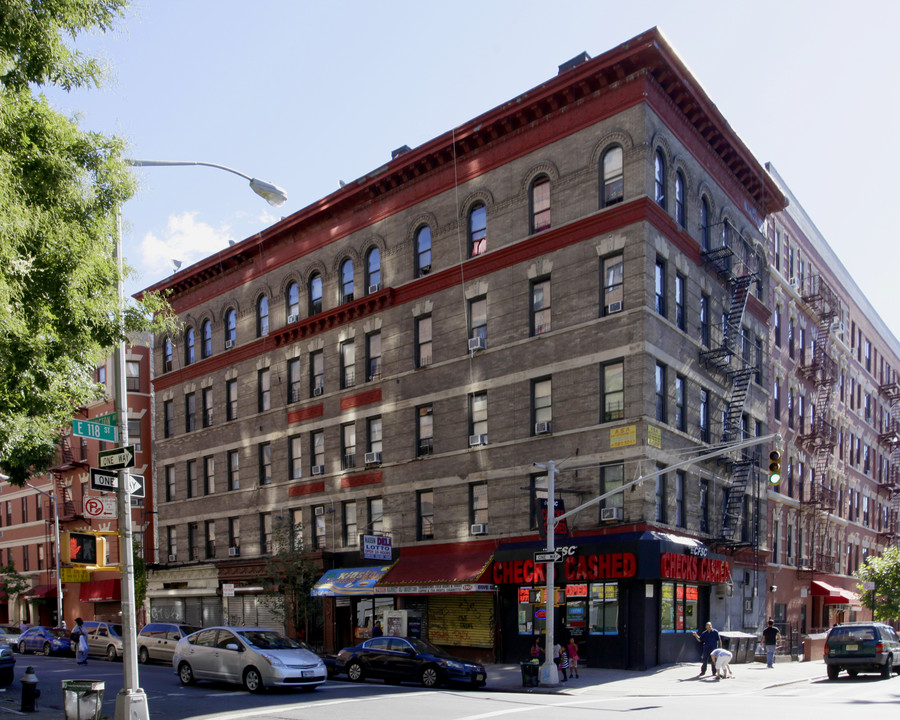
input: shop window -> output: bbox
[660,582,699,633]
[588,582,619,635]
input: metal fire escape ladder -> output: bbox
[49,434,83,519]
[878,382,900,544]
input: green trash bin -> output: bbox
[62,680,104,720]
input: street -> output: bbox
[4,655,898,720]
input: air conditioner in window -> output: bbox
[167,554,177,562]
[314,506,325,516]
[600,507,622,522]
[470,523,488,535]
[288,314,298,324]
[313,385,324,396]
[311,465,325,475]
[789,278,800,291]
[605,301,623,314]
[799,557,810,568]
[535,421,552,435]
[468,336,486,352]
[469,434,488,447]
[364,451,382,465]
[228,547,240,557]
[224,339,234,349]
[368,283,382,294]
[786,556,795,566]
[831,320,844,333]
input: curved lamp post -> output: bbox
[114,159,286,720]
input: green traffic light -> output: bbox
[768,472,781,485]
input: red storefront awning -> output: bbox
[80,579,121,602]
[375,540,496,594]
[811,580,859,605]
[22,585,56,599]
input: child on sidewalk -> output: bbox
[566,639,580,678]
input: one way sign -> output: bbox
[89,468,145,498]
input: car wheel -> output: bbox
[43,642,52,657]
[106,646,118,662]
[347,660,365,682]
[0,669,12,686]
[420,665,441,688]
[18,641,26,655]
[243,667,265,693]
[178,662,196,686]
[882,655,892,680]
[827,665,840,680]
[138,647,150,664]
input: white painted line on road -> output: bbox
[455,696,622,720]
[181,690,411,720]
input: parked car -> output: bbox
[17,626,72,656]
[173,626,327,693]
[0,644,14,685]
[0,626,21,651]
[82,621,124,661]
[825,622,900,680]
[334,636,487,688]
[137,623,200,665]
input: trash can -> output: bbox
[520,661,539,687]
[62,680,104,720]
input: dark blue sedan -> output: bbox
[17,627,72,656]
[335,636,486,688]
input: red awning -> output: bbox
[22,585,56,600]
[80,579,121,602]
[376,540,496,594]
[811,580,859,605]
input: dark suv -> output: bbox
[824,622,900,680]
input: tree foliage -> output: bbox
[0,561,31,600]
[0,0,174,484]
[855,545,900,622]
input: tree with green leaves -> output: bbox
[0,0,172,485]
[0,561,30,603]
[856,545,900,622]
[255,517,321,641]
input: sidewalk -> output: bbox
[482,658,828,694]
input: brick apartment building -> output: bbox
[140,28,896,669]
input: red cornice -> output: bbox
[340,471,382,489]
[288,480,326,497]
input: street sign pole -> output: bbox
[533,459,559,687]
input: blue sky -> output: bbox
[46,0,900,340]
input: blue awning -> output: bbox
[311,565,393,597]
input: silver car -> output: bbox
[84,621,124,661]
[173,626,326,693]
[137,623,200,665]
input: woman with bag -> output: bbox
[71,618,89,665]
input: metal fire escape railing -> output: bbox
[47,434,86,519]
[698,220,761,544]
[877,382,900,545]
[795,275,841,577]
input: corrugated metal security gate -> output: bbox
[427,595,494,649]
[226,594,283,630]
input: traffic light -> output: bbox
[768,450,782,485]
[61,532,103,566]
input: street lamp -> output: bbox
[113,159,286,720]
[25,483,62,629]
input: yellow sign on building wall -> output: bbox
[648,426,662,448]
[610,425,637,448]
[61,568,91,583]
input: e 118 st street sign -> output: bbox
[72,419,118,443]
[90,467,145,498]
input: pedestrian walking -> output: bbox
[566,638,580,678]
[71,618,88,665]
[710,647,734,678]
[762,619,780,668]
[692,621,720,676]
[372,620,383,637]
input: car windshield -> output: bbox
[237,630,302,650]
[49,628,69,639]
[406,638,453,658]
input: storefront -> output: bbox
[312,564,395,652]
[492,531,731,670]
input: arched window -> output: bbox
[654,149,666,209]
[675,170,686,229]
[200,320,212,358]
[366,247,381,293]
[700,196,711,251]
[184,327,195,365]
[257,295,269,337]
[163,337,173,373]
[415,226,432,277]
[531,176,551,232]
[308,273,323,315]
[224,309,236,348]
[469,203,487,257]
[340,259,354,303]
[601,146,624,207]
[286,281,300,322]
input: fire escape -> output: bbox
[796,275,840,577]
[698,220,760,544]
[47,434,86,520]
[877,382,900,546]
